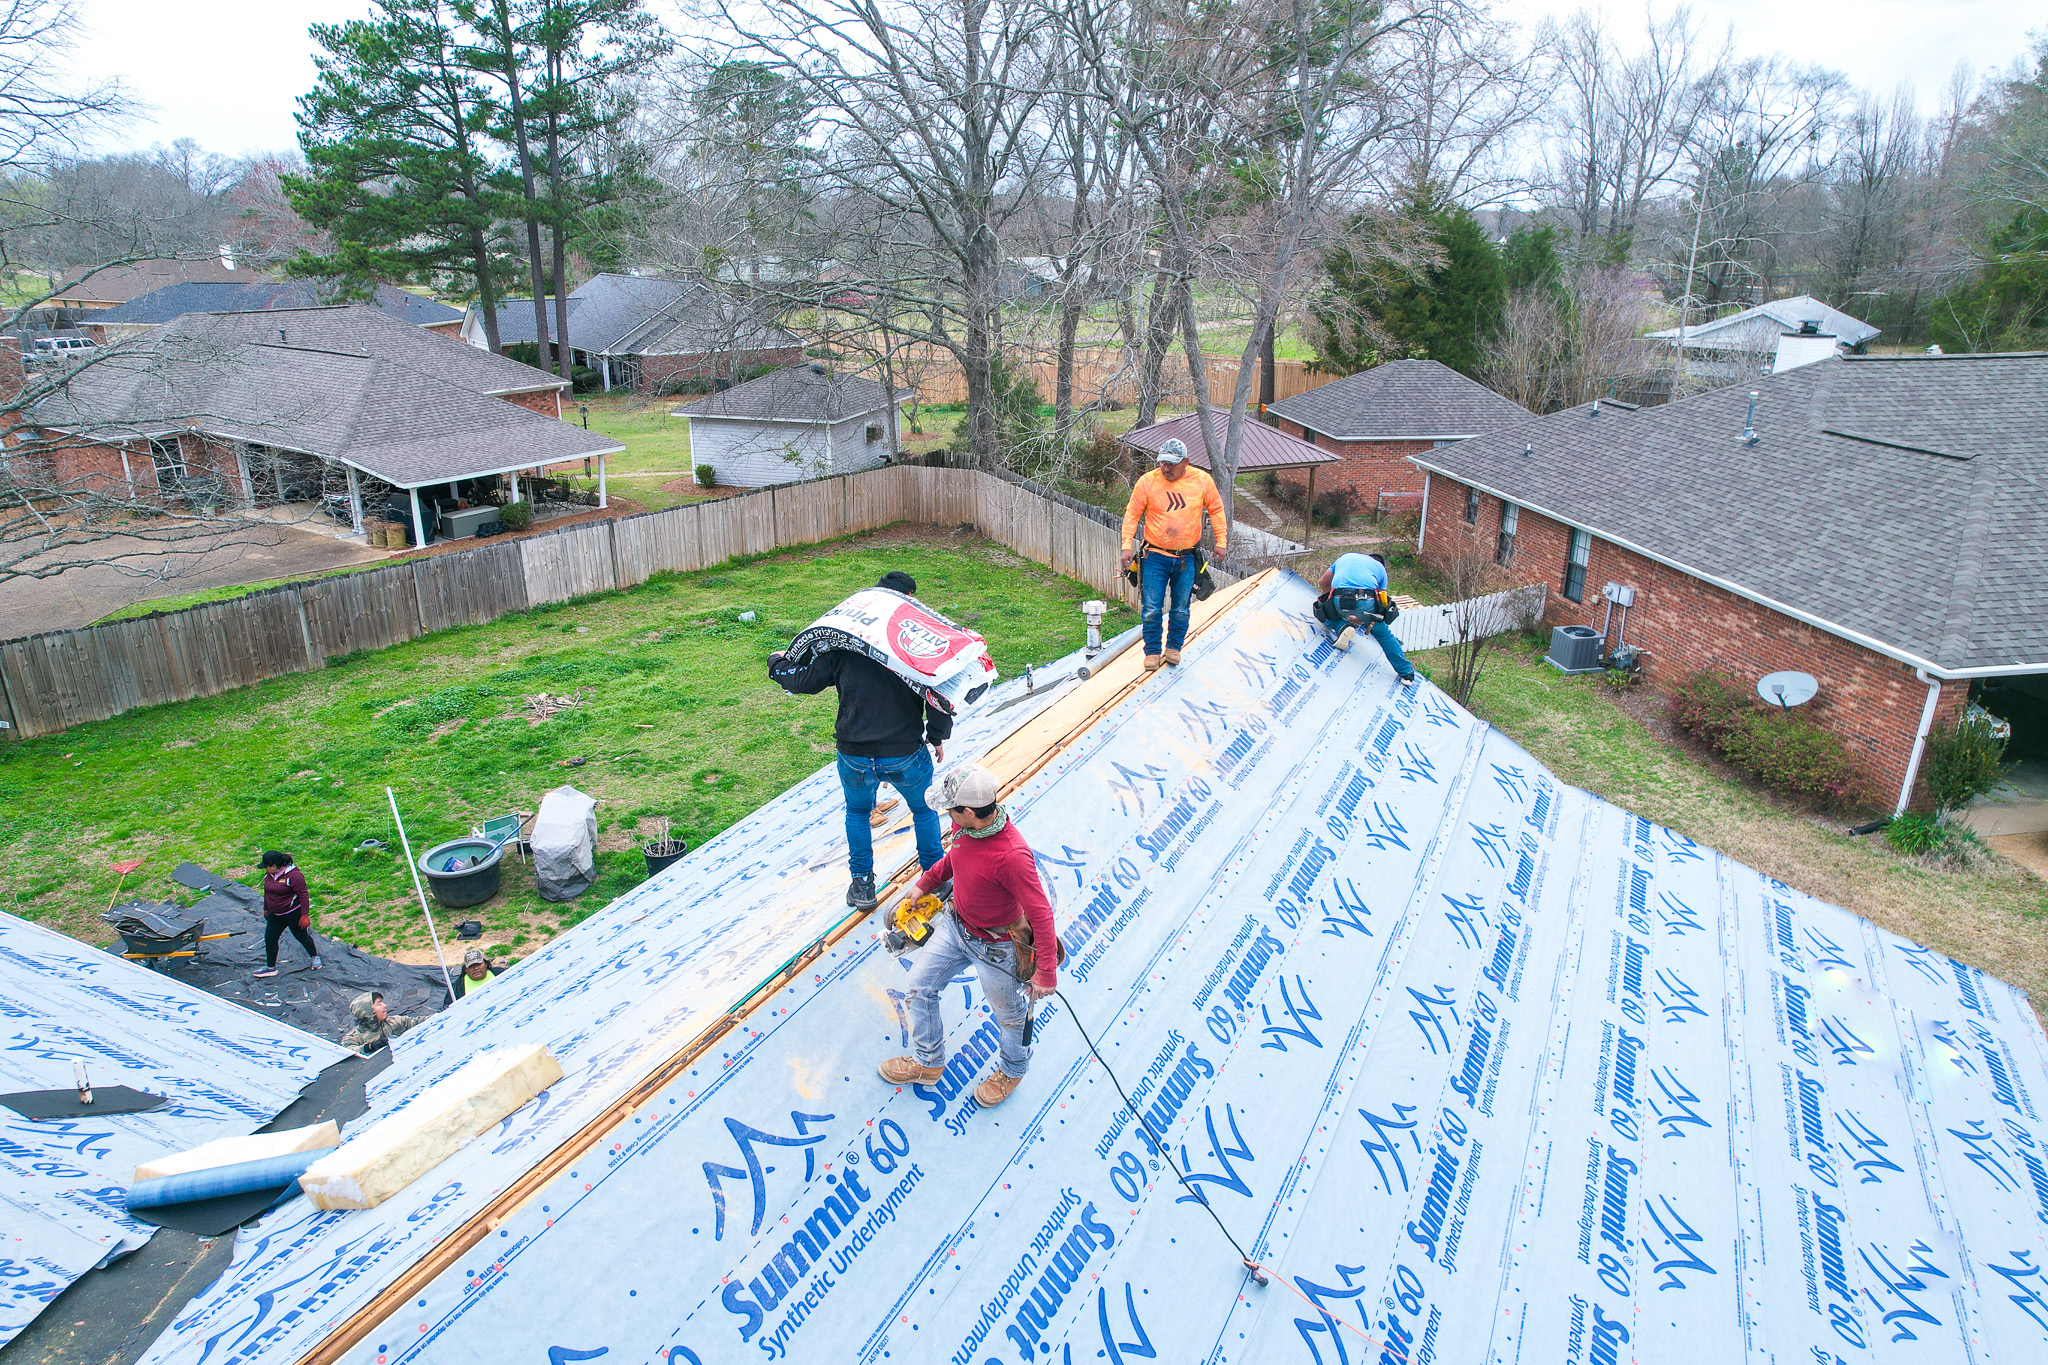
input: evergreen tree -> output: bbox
[1314,201,1506,379]
[288,0,514,347]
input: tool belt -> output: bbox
[1319,587,1398,626]
[960,914,1066,983]
[1125,541,1216,601]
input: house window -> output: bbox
[1463,487,1479,524]
[1562,528,1590,602]
[866,424,884,443]
[1496,501,1519,568]
[149,436,186,493]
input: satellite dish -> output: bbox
[1757,670,1819,710]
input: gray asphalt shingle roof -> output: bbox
[1413,353,2048,674]
[164,306,565,394]
[1119,407,1334,471]
[494,273,799,357]
[1645,294,1880,350]
[28,332,619,488]
[675,364,903,423]
[1265,358,1533,440]
[95,282,462,327]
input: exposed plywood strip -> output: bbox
[296,569,1273,1365]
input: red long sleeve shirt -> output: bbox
[915,819,1059,990]
[262,866,309,920]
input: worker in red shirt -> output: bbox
[879,765,1057,1108]
[254,850,321,979]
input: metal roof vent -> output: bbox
[808,363,826,375]
[1798,319,1821,335]
[1742,390,1759,446]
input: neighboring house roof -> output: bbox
[1264,358,1533,440]
[49,256,248,306]
[674,363,904,423]
[1645,294,1880,351]
[93,281,462,328]
[1119,407,1334,471]
[162,306,566,395]
[1413,352,2048,675]
[490,273,800,357]
[27,331,617,489]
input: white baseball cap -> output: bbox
[1156,438,1188,464]
[928,764,1000,810]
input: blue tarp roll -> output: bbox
[124,1152,326,1212]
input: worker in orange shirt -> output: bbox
[1120,438,1227,670]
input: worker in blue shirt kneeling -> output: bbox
[1314,552,1417,685]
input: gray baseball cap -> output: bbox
[1156,438,1188,464]
[928,764,1000,810]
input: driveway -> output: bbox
[0,523,384,640]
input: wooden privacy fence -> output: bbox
[0,466,1208,741]
[890,345,1335,409]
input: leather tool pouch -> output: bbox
[1007,920,1067,983]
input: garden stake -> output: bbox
[386,787,457,1003]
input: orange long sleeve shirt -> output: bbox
[1121,467,1227,556]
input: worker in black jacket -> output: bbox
[768,571,951,909]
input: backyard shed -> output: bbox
[673,363,909,487]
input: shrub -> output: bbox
[1075,430,1122,486]
[657,374,714,397]
[1883,813,1948,856]
[695,464,717,489]
[1668,669,1754,749]
[1719,710,1871,811]
[1258,469,1280,498]
[570,366,602,393]
[1921,705,2009,815]
[498,500,533,532]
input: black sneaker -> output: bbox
[847,875,879,909]
[1398,672,1419,687]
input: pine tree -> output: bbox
[1314,201,1506,379]
[288,0,514,348]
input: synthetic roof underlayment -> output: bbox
[140,573,2048,1365]
[0,914,348,1346]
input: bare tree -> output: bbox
[1432,543,1511,706]
[1485,264,1662,412]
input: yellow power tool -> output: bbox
[892,893,944,948]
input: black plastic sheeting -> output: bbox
[142,863,450,1043]
[0,1085,169,1120]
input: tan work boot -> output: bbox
[975,1070,1023,1106]
[1162,648,1182,665]
[879,1056,943,1086]
[1143,654,1162,671]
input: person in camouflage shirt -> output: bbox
[341,991,421,1055]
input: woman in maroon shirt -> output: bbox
[254,850,322,979]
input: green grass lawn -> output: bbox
[577,392,697,476]
[0,531,1135,963]
[1421,636,2048,1009]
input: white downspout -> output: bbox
[409,486,427,550]
[1416,472,1431,553]
[119,447,134,498]
[1894,669,1945,817]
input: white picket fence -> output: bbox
[1387,582,1547,652]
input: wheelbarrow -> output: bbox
[103,901,235,969]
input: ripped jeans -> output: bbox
[902,911,1033,1079]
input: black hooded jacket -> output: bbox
[768,649,953,757]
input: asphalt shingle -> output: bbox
[1264,358,1533,440]
[94,282,462,327]
[1413,353,2048,672]
[163,307,564,396]
[675,364,901,422]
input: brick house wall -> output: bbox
[1264,414,1432,512]
[422,320,465,338]
[499,388,564,420]
[1418,472,1968,810]
[639,346,804,394]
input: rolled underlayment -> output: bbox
[298,1045,562,1211]
[133,1121,341,1184]
[125,1152,331,1212]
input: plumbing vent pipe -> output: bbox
[1742,391,1759,445]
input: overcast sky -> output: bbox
[63,0,2044,161]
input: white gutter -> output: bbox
[1894,670,1946,817]
[1410,457,2048,681]
[1416,472,1430,553]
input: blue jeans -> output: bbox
[1320,612,1415,678]
[838,748,943,878]
[1140,550,1197,653]
[904,912,1033,1079]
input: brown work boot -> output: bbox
[1162,648,1182,665]
[1143,654,1162,671]
[879,1056,944,1086]
[975,1070,1023,1106]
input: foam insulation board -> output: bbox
[133,1121,341,1183]
[298,1046,561,1211]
